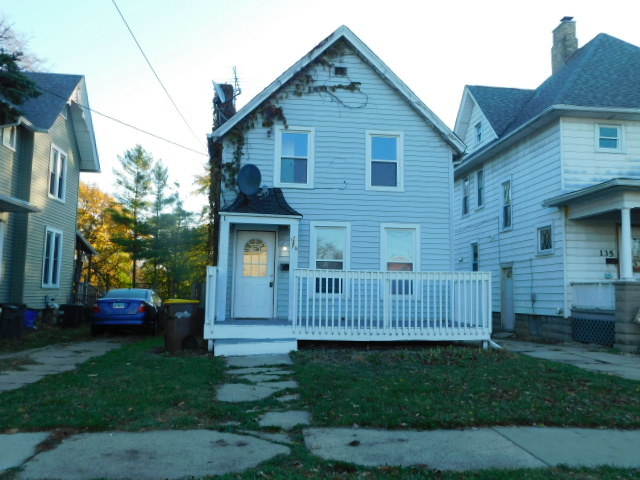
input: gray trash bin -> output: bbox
[0,304,25,339]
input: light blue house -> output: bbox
[205,26,491,355]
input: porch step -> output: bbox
[213,338,298,357]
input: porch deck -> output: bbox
[205,268,492,352]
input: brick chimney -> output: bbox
[551,17,578,74]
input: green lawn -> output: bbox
[291,346,640,429]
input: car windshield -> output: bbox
[103,289,150,300]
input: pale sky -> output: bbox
[4,0,640,213]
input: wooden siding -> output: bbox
[220,46,456,318]
[460,100,496,154]
[562,118,640,191]
[22,112,82,308]
[454,122,565,317]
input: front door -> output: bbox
[233,231,275,318]
[501,267,515,331]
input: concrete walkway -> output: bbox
[2,342,640,478]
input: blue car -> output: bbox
[91,288,163,335]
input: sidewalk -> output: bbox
[2,345,640,478]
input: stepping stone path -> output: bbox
[216,354,311,433]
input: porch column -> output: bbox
[620,207,633,280]
[216,216,231,322]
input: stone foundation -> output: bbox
[514,314,572,343]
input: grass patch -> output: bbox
[0,324,94,354]
[0,356,35,371]
[0,337,263,432]
[292,346,640,429]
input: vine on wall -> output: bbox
[222,39,365,189]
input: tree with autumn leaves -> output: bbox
[77,145,208,299]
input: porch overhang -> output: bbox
[0,194,40,213]
[543,179,640,220]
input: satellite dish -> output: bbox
[213,81,226,103]
[237,164,262,196]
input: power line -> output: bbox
[36,85,207,156]
[111,0,206,151]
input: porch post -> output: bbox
[620,207,633,280]
[288,221,299,322]
[216,216,231,322]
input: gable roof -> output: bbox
[210,25,464,153]
[18,72,100,172]
[455,33,640,176]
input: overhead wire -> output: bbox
[110,0,207,152]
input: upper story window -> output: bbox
[537,226,553,254]
[42,227,63,288]
[476,169,484,208]
[366,131,403,191]
[502,180,512,230]
[462,176,470,215]
[49,145,67,202]
[275,127,314,188]
[474,122,482,145]
[1,126,16,150]
[597,124,621,151]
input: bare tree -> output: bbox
[0,15,46,71]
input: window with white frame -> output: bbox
[471,243,479,271]
[311,223,349,294]
[366,131,403,190]
[537,226,553,254]
[275,127,314,187]
[2,126,16,150]
[597,124,621,151]
[42,227,63,287]
[476,169,484,207]
[474,122,482,144]
[462,176,470,215]
[48,145,67,201]
[382,225,419,295]
[502,180,512,229]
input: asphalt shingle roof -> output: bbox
[470,33,640,139]
[221,188,302,217]
[19,72,82,130]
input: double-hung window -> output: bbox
[597,124,621,151]
[49,145,67,202]
[382,224,419,295]
[311,223,349,294]
[474,122,482,145]
[42,227,63,287]
[462,176,470,215]
[471,243,479,271]
[366,131,403,191]
[502,180,512,229]
[476,169,484,207]
[275,127,314,187]
[1,126,16,150]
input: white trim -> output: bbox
[309,221,351,270]
[42,226,63,288]
[595,123,623,153]
[210,26,464,153]
[48,144,68,203]
[380,223,421,271]
[536,224,554,255]
[1,126,17,151]
[274,126,315,188]
[365,130,404,192]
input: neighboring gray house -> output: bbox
[204,26,493,356]
[0,72,100,310]
[453,18,640,349]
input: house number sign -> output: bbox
[599,249,616,257]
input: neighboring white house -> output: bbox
[453,18,640,349]
[205,26,492,355]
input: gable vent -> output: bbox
[334,66,348,76]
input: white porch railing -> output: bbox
[571,282,616,311]
[292,269,492,341]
